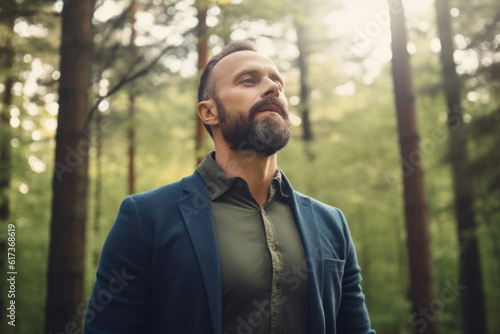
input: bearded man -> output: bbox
[84,41,375,334]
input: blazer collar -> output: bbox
[177,171,222,334]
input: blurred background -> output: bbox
[0,0,499,333]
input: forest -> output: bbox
[0,0,499,333]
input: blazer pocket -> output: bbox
[323,258,345,317]
[324,258,345,273]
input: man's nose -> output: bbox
[262,78,280,98]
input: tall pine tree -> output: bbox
[45,0,95,331]
[435,0,488,333]
[389,1,438,333]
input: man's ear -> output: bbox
[198,99,219,127]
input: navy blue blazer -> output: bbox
[84,170,375,334]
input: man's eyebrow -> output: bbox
[233,68,284,86]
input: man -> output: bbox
[84,41,375,334]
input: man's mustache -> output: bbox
[249,98,289,120]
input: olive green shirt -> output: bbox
[196,152,309,334]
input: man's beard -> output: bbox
[215,95,292,156]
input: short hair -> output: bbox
[198,41,257,137]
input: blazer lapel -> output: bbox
[178,173,222,334]
[290,191,326,334]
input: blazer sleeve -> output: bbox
[84,196,152,334]
[335,208,376,334]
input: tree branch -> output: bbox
[85,42,177,127]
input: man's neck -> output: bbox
[214,146,277,207]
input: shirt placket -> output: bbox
[260,205,284,334]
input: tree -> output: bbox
[0,0,57,328]
[44,0,95,332]
[127,0,138,195]
[0,15,14,329]
[435,0,488,333]
[0,15,14,229]
[294,0,343,142]
[295,18,313,141]
[92,110,104,268]
[388,1,438,333]
[195,0,209,165]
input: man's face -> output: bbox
[211,51,291,156]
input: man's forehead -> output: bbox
[212,50,280,81]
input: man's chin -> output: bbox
[228,131,290,156]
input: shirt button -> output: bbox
[274,287,279,294]
[262,209,266,215]
[271,244,277,251]
[237,181,243,188]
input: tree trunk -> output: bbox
[128,0,137,195]
[295,20,313,141]
[93,111,103,268]
[195,4,208,165]
[45,0,94,332]
[435,1,488,333]
[0,17,14,329]
[388,1,438,333]
[128,94,136,195]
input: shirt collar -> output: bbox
[196,151,290,201]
